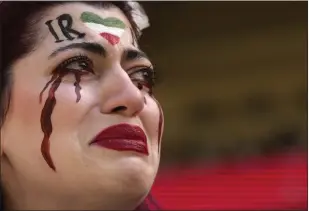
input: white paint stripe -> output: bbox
[84,22,125,37]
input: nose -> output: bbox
[99,70,145,117]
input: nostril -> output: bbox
[111,106,127,113]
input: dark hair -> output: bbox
[0,1,160,210]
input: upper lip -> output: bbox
[90,123,147,145]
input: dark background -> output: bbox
[139,1,307,165]
[138,2,307,209]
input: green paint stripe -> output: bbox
[101,17,126,29]
[80,12,126,29]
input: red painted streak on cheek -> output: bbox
[40,73,65,171]
[73,72,82,103]
[153,98,164,152]
[39,71,84,171]
[39,74,57,103]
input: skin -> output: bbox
[0,3,164,210]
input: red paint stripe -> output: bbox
[100,32,120,45]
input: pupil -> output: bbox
[79,62,87,69]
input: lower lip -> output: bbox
[92,138,149,155]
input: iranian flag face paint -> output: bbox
[80,11,126,45]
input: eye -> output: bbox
[129,66,156,94]
[57,55,94,75]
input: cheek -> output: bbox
[2,75,49,168]
[6,73,44,131]
[47,82,98,131]
[3,74,98,168]
[10,76,97,129]
[5,74,98,148]
[140,96,164,147]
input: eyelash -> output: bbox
[55,55,156,94]
[129,66,156,94]
[56,54,94,74]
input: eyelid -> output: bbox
[46,51,92,74]
[57,54,93,70]
[129,66,156,83]
[127,65,154,74]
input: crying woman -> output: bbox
[0,1,163,210]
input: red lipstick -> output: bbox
[90,123,148,155]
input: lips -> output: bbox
[90,123,149,155]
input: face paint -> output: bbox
[39,68,86,171]
[80,12,126,45]
[46,14,85,43]
[73,72,82,102]
[45,20,64,43]
[153,98,164,153]
[39,74,57,103]
[39,72,66,171]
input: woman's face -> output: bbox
[1,3,163,209]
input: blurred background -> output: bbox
[139,1,308,210]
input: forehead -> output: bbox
[36,2,134,50]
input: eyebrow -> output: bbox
[122,48,149,62]
[49,42,106,59]
[49,42,149,63]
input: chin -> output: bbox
[100,167,155,210]
[115,158,157,196]
[122,162,156,189]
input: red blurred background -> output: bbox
[152,149,307,210]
